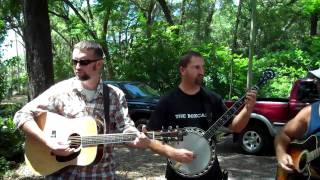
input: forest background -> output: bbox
[0,0,319,177]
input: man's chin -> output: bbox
[195,79,203,86]
[76,75,90,81]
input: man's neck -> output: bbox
[81,76,100,90]
[178,82,201,95]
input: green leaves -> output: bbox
[0,104,25,176]
[297,0,320,14]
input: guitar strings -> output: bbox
[66,132,178,145]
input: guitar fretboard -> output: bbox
[307,145,320,163]
[81,133,138,146]
[68,131,179,147]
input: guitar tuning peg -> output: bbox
[168,126,172,131]
[161,126,164,132]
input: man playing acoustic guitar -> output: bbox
[14,40,194,179]
[147,50,257,180]
[275,68,320,179]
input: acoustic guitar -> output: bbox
[25,111,184,176]
[276,135,320,180]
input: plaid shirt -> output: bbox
[14,77,138,179]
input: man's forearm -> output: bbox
[21,120,47,146]
[229,106,252,133]
[274,132,291,160]
[148,139,175,158]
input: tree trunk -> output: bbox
[204,1,216,41]
[195,0,202,42]
[101,5,113,80]
[179,0,186,25]
[23,0,54,100]
[231,0,242,52]
[157,0,179,34]
[146,0,156,38]
[229,0,242,99]
[310,11,318,36]
[157,0,174,26]
[247,0,256,89]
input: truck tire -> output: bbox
[238,124,272,155]
[135,118,149,131]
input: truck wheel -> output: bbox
[238,124,272,155]
[135,118,149,131]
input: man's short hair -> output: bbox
[178,50,203,68]
[73,40,104,59]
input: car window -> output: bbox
[124,83,159,99]
[297,80,320,103]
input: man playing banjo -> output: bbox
[147,50,256,180]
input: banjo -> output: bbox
[168,69,275,177]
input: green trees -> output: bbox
[0,0,319,100]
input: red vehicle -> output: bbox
[230,78,320,155]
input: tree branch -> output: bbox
[48,10,69,20]
[63,0,97,40]
[51,26,72,48]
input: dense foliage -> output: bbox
[0,0,319,99]
[0,104,24,176]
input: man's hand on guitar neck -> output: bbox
[123,126,152,149]
[131,131,152,149]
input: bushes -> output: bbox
[0,103,25,176]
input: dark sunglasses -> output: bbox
[71,58,102,66]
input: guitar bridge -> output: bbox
[51,130,56,138]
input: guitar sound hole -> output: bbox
[298,153,307,171]
[56,133,81,162]
[69,133,81,149]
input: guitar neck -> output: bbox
[308,144,320,163]
[79,133,137,146]
[73,132,174,147]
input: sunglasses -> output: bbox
[71,58,102,66]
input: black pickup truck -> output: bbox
[104,81,160,129]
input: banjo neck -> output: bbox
[203,69,276,140]
[203,87,257,140]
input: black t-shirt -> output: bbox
[147,87,229,180]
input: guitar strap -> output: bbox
[103,82,110,134]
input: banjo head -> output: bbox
[168,127,215,177]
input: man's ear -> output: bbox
[97,60,104,68]
[180,66,185,75]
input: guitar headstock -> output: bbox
[147,126,186,142]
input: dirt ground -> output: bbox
[3,135,277,180]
